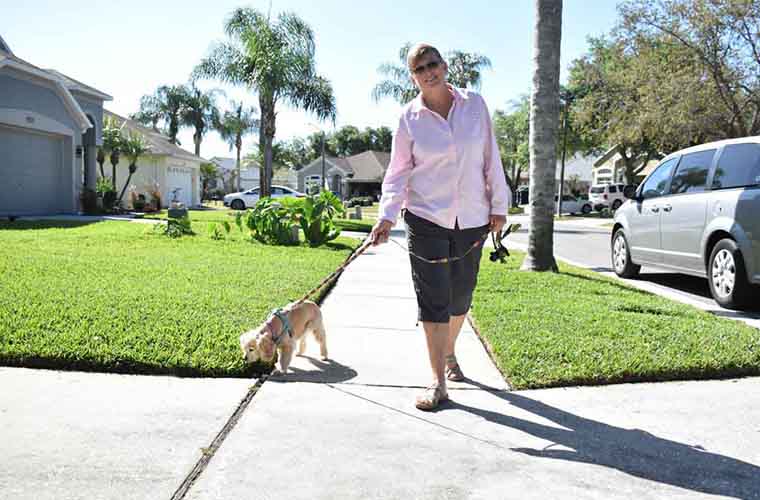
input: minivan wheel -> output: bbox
[612,199,623,210]
[581,203,592,215]
[612,230,641,278]
[708,238,751,309]
[231,199,245,210]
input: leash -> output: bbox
[290,223,522,307]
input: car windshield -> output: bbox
[590,187,606,194]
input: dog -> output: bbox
[239,300,328,374]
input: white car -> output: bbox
[223,185,305,210]
[555,195,593,215]
[589,183,628,210]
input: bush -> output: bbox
[245,198,299,246]
[508,206,525,215]
[294,190,345,247]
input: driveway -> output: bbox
[506,214,760,328]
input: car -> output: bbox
[611,136,760,309]
[223,185,305,210]
[555,194,593,215]
[589,183,628,211]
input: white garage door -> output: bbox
[0,125,67,215]
[167,166,193,207]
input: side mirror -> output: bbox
[623,185,638,200]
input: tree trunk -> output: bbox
[259,94,276,198]
[194,131,201,157]
[236,142,242,193]
[522,0,563,272]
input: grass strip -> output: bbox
[471,251,760,389]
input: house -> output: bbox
[592,146,659,186]
[104,110,202,208]
[210,156,261,192]
[296,150,391,200]
[0,35,111,215]
[556,153,594,195]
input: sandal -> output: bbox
[445,354,465,382]
[415,384,449,411]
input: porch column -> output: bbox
[85,145,98,191]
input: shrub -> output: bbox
[294,190,345,247]
[245,198,299,245]
[508,206,524,215]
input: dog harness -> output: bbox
[267,308,292,346]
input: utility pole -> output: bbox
[320,130,326,193]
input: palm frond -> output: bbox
[286,74,336,123]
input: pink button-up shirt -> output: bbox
[378,85,511,230]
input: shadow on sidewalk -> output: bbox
[447,384,760,499]
[267,356,358,384]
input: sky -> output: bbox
[1,0,619,161]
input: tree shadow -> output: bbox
[448,383,760,499]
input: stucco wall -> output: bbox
[73,93,104,146]
[0,72,81,145]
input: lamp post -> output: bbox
[557,89,574,217]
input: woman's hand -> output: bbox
[370,219,394,246]
[489,215,506,234]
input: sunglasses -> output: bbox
[411,60,442,75]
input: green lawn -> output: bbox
[471,251,760,389]
[0,220,358,377]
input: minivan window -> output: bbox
[712,143,760,190]
[669,149,715,194]
[590,186,605,194]
[609,186,617,193]
[641,158,678,199]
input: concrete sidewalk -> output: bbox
[186,231,760,499]
[2,227,760,499]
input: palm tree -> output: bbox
[132,85,189,144]
[100,116,124,193]
[181,86,223,156]
[116,131,149,207]
[521,0,563,272]
[371,43,419,105]
[216,101,259,192]
[372,44,492,105]
[200,162,220,200]
[193,7,336,198]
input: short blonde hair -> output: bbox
[406,43,444,70]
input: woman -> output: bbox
[370,43,510,411]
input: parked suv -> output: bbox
[611,137,760,309]
[589,183,627,211]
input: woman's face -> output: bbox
[409,52,447,93]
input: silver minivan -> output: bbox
[611,136,760,309]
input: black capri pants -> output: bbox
[404,210,490,323]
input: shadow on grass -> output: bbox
[0,354,261,378]
[0,220,103,231]
[559,271,654,297]
[447,385,760,499]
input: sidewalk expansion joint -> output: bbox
[169,376,266,500]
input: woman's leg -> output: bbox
[422,321,449,388]
[446,314,467,356]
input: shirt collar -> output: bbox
[410,84,467,114]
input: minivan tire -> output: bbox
[612,230,641,279]
[231,199,245,210]
[612,199,623,210]
[581,203,592,215]
[708,238,752,309]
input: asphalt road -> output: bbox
[504,214,760,326]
